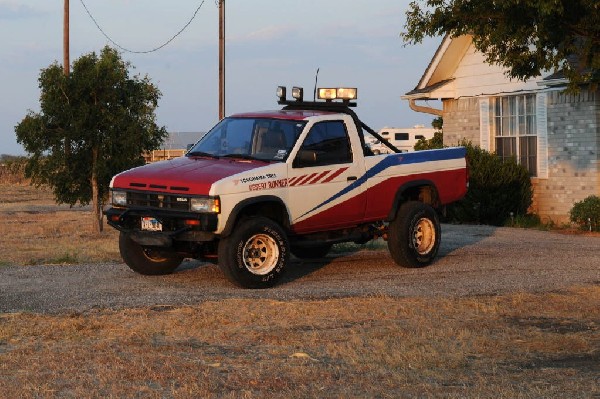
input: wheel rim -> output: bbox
[242,233,280,275]
[412,217,436,255]
[143,248,169,262]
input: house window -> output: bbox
[490,94,537,176]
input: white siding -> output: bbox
[450,44,540,98]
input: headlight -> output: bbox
[111,190,127,206]
[190,197,220,213]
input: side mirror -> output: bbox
[293,149,319,168]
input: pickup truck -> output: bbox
[105,86,468,288]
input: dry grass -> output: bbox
[0,183,120,266]
[1,288,599,398]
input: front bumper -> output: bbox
[104,206,218,246]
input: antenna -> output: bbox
[313,68,320,101]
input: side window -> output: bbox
[294,121,352,167]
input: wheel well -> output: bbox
[387,182,440,221]
[222,197,290,237]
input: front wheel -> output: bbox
[119,232,183,275]
[218,217,289,288]
[387,201,441,268]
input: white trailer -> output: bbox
[368,125,436,154]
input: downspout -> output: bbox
[408,98,443,116]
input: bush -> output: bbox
[569,195,600,231]
[446,141,533,226]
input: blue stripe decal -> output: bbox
[296,147,466,220]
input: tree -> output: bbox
[414,117,444,150]
[402,0,600,91]
[15,46,167,233]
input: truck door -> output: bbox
[287,119,367,233]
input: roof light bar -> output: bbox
[276,85,358,106]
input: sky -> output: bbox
[0,0,442,155]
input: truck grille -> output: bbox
[127,191,190,211]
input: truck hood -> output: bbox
[111,156,267,195]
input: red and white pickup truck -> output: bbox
[105,87,468,288]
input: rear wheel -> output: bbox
[387,201,441,268]
[218,217,289,288]
[119,232,183,275]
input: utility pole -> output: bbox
[218,0,225,119]
[63,0,69,76]
[63,0,71,158]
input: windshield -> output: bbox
[187,117,307,162]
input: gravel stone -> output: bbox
[1,224,599,314]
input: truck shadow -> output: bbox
[173,224,497,285]
[280,224,498,284]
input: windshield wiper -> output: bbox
[222,154,271,163]
[186,151,219,159]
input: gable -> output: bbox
[405,35,542,100]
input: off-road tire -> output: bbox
[291,243,332,259]
[387,201,441,268]
[119,232,183,275]
[218,217,289,289]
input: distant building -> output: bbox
[144,131,205,163]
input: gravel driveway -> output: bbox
[1,224,599,314]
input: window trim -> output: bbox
[480,93,548,178]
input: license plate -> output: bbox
[141,217,162,232]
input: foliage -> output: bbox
[15,46,167,232]
[446,140,533,226]
[414,131,444,150]
[569,195,600,231]
[402,0,600,91]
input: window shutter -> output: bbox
[479,98,490,150]
[536,92,548,179]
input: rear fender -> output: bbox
[387,180,439,221]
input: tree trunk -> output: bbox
[91,146,103,233]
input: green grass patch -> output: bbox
[49,252,80,265]
[504,213,555,230]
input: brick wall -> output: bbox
[534,88,600,224]
[442,97,480,146]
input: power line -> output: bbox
[78,0,205,54]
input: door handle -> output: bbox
[347,176,357,181]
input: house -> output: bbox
[403,34,600,224]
